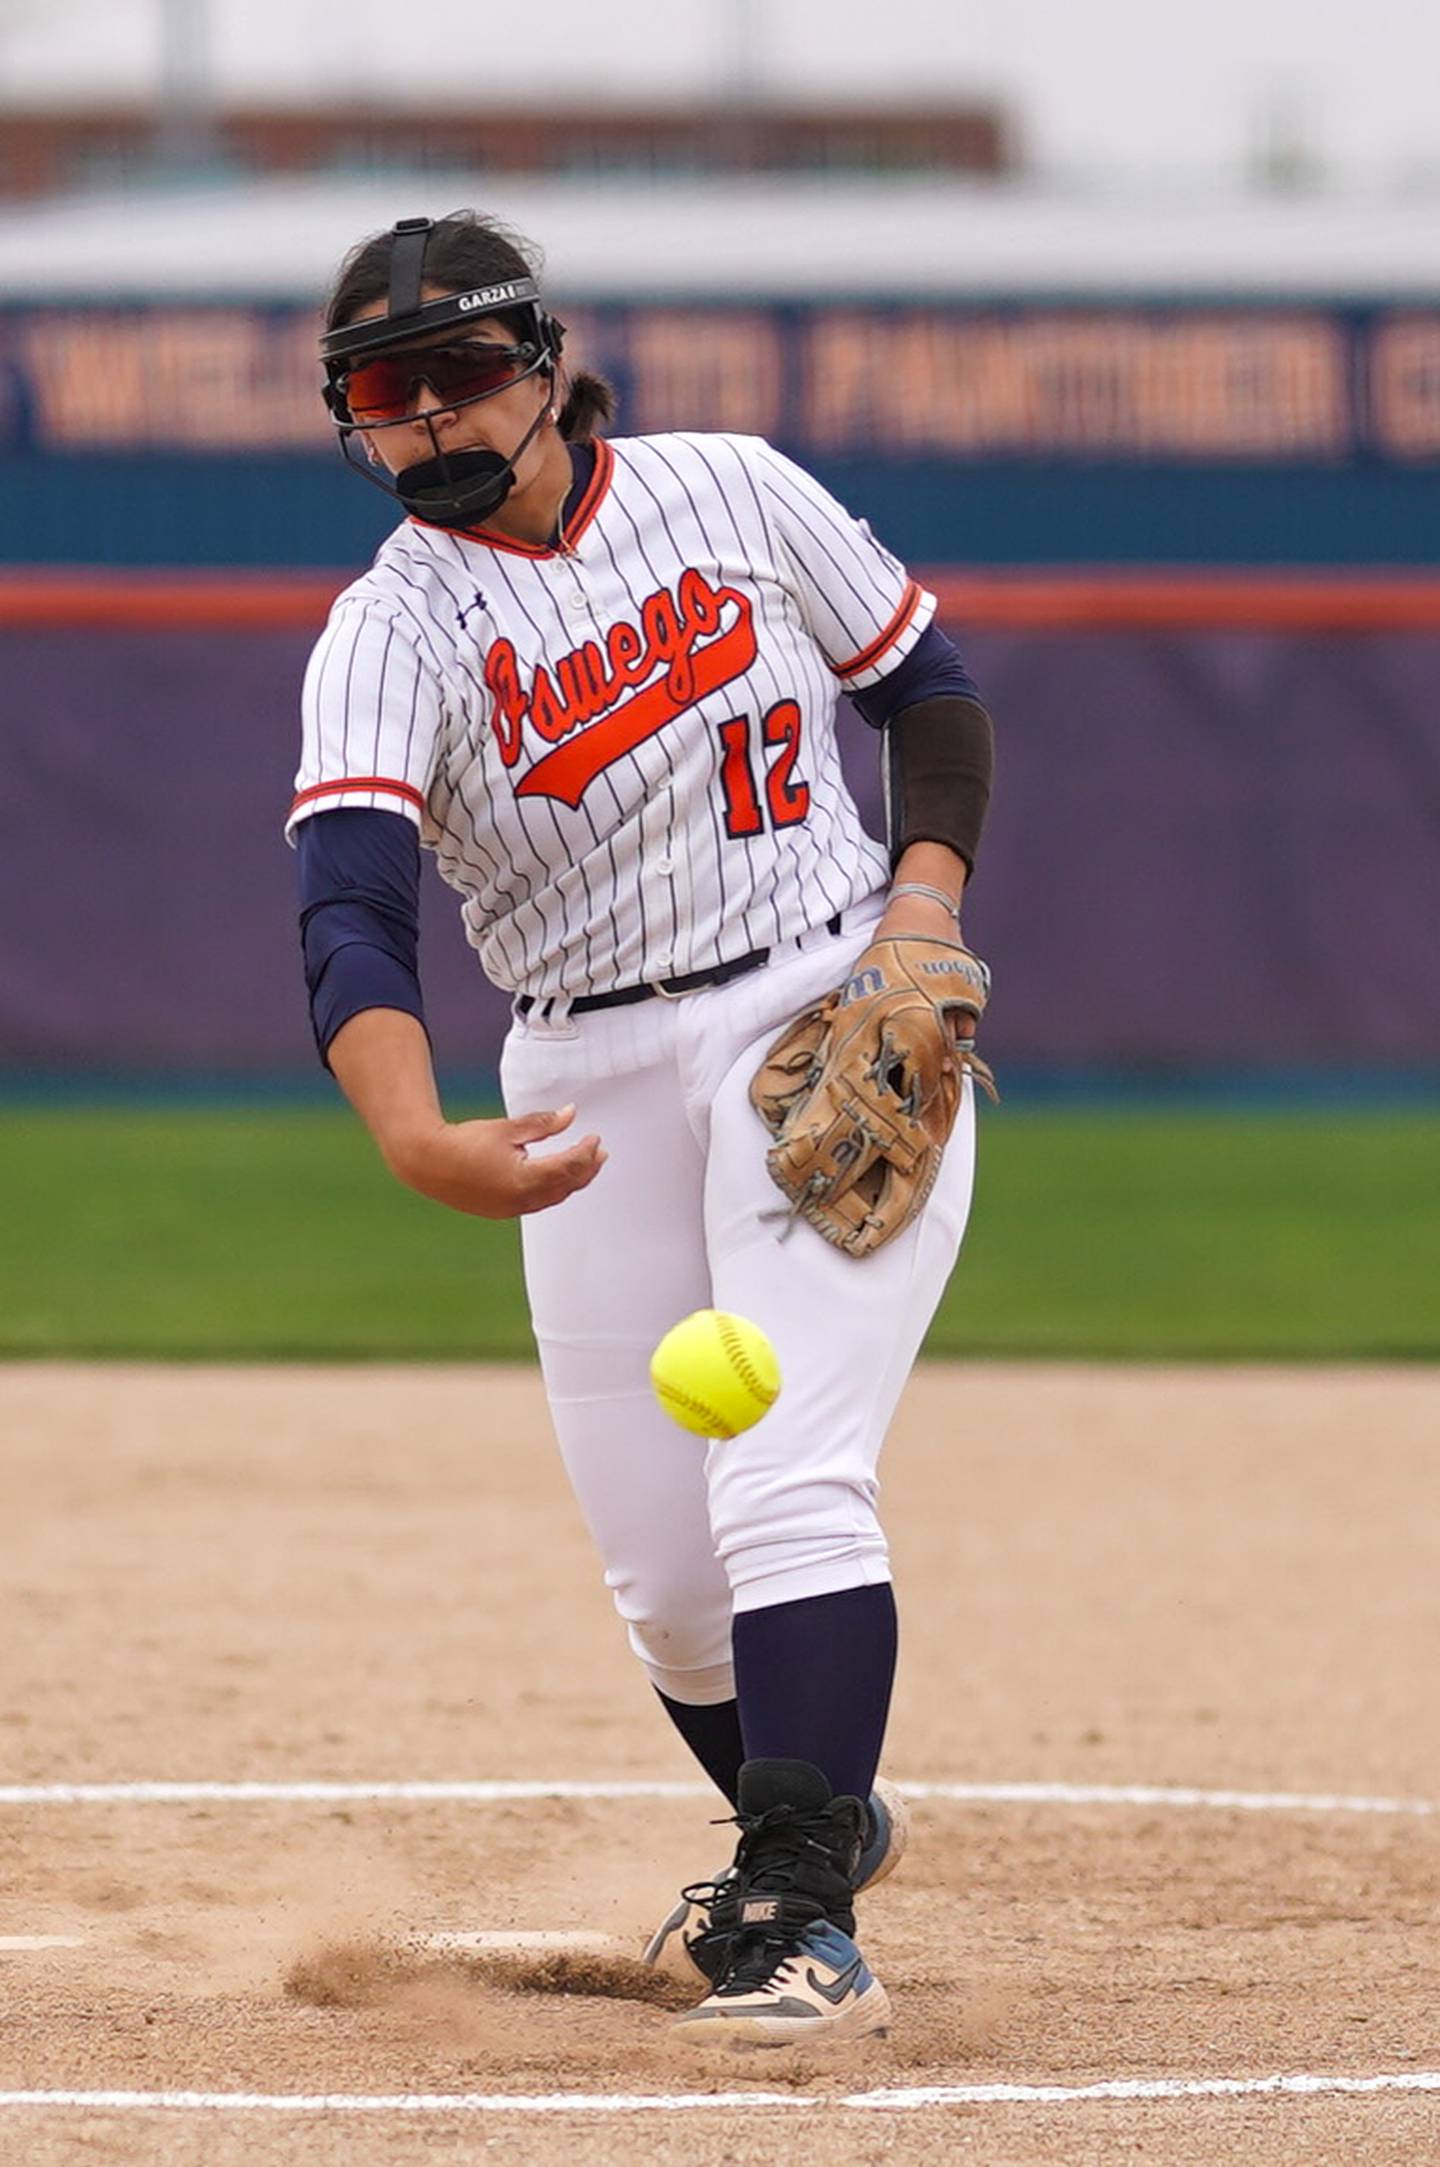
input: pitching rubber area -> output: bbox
[3,1362,1438,2166]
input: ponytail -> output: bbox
[556,369,617,443]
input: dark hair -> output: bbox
[324,209,616,443]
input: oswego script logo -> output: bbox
[485,567,757,809]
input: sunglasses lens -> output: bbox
[344,343,531,420]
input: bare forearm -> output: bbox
[327,1007,445,1176]
[327,1005,605,1218]
[879,840,970,940]
[329,1009,446,1170]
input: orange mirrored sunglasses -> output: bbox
[342,340,542,423]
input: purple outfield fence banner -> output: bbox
[1,622,1436,1077]
[5,303,1440,571]
[7,302,1440,463]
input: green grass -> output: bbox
[1,1106,1436,1361]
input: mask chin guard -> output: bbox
[394,445,517,528]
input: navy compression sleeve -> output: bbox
[849,621,980,727]
[850,622,995,875]
[295,807,427,1068]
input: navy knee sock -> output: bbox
[731,1583,898,1804]
[655,1690,744,1806]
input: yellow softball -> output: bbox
[650,1310,781,1439]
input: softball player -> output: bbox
[291,212,995,2047]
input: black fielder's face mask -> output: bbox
[319,222,567,532]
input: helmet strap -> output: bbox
[387,217,433,323]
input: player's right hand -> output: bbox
[387,1104,606,1218]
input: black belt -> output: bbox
[515,913,845,1018]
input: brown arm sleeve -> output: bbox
[884,695,995,876]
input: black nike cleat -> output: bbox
[664,1758,891,2047]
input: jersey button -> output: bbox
[655,855,674,874]
[562,586,589,617]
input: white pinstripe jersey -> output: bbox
[288,432,936,1002]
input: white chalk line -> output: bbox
[0,1778,1434,1816]
[418,1931,625,1954]
[2,1786,1430,2125]
[1,2072,1439,2116]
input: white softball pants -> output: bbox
[499,907,976,1707]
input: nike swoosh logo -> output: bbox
[805,1956,863,2005]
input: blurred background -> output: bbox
[1,0,1436,1358]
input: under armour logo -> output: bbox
[457,589,489,631]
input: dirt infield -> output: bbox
[3,1362,1439,2165]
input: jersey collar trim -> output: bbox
[407,438,614,558]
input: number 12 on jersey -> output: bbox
[716,701,811,840]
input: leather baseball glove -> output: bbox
[750,933,997,1258]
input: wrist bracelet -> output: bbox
[890,881,962,922]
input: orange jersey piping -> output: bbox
[830,579,924,680]
[289,776,427,818]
